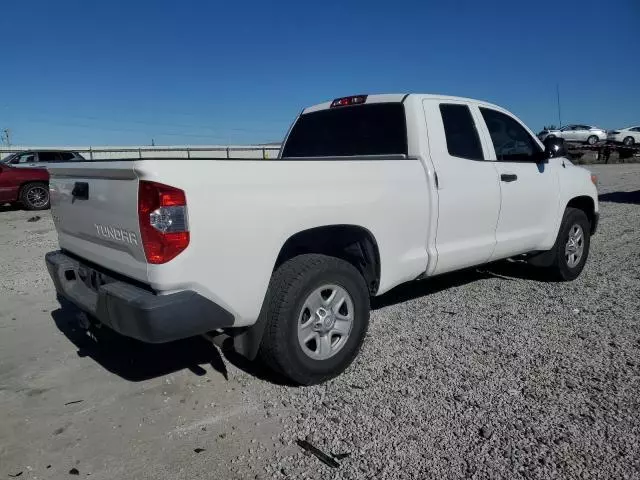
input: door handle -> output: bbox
[500,173,518,182]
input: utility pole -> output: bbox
[2,128,11,147]
[556,84,562,128]
[151,138,155,146]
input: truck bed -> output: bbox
[48,157,432,325]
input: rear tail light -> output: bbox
[138,181,189,264]
[330,95,368,108]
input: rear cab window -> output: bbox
[281,103,408,158]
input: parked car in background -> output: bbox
[607,126,640,146]
[1,150,85,169]
[538,125,607,145]
[0,163,50,210]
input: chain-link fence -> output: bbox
[0,145,281,161]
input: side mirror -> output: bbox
[544,137,567,159]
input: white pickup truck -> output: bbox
[46,94,599,384]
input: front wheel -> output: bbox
[586,135,598,145]
[258,254,370,385]
[623,136,634,146]
[547,208,591,281]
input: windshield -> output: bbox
[281,103,408,158]
[1,153,17,163]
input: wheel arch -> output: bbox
[274,224,381,295]
[227,224,380,362]
[566,195,596,234]
[19,179,49,193]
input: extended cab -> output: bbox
[45,94,599,384]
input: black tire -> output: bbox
[20,182,50,210]
[258,254,370,385]
[586,135,598,146]
[623,136,634,146]
[547,208,591,281]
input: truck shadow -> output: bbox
[51,298,232,382]
[598,190,640,205]
[372,260,550,309]
[50,260,546,385]
[372,269,487,309]
[218,342,297,386]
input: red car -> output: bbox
[0,163,50,210]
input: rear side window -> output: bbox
[439,104,484,160]
[60,152,76,161]
[38,152,62,162]
[281,103,408,158]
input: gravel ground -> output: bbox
[254,164,640,479]
[1,164,639,479]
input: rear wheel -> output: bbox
[547,208,591,281]
[258,254,370,385]
[20,182,50,210]
[586,135,598,145]
[623,136,634,146]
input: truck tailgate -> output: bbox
[48,162,148,283]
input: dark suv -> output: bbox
[1,150,85,168]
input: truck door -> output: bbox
[422,99,500,275]
[476,107,560,259]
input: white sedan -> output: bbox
[608,126,640,146]
[538,125,607,145]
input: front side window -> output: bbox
[14,153,36,164]
[439,104,484,161]
[480,107,542,161]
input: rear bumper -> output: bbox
[45,251,234,343]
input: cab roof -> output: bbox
[302,93,505,114]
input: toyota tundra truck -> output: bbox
[45,94,599,384]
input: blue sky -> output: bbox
[1,0,638,146]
